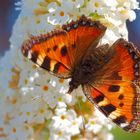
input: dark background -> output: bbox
[0,0,19,55]
[0,0,140,55]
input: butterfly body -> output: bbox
[68,46,112,93]
[21,15,140,133]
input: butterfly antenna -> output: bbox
[74,89,86,130]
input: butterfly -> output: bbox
[21,15,140,133]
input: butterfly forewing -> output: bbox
[22,30,72,78]
[21,15,106,78]
[62,16,106,65]
[83,39,140,132]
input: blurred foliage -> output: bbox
[112,127,140,140]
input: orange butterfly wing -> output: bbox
[83,39,140,132]
[21,15,106,78]
[22,30,71,78]
[62,16,106,65]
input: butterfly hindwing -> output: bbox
[83,38,140,132]
[83,84,137,132]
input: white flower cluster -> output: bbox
[0,0,139,140]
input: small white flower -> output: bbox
[104,0,118,7]
[49,109,82,139]
[85,119,102,134]
[117,7,136,21]
[4,120,33,140]
[49,128,71,140]
[67,115,83,135]
[87,0,105,14]
[70,0,84,8]
[48,1,73,25]
[17,101,39,123]
[117,0,139,9]
[33,103,53,123]
[47,2,57,13]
